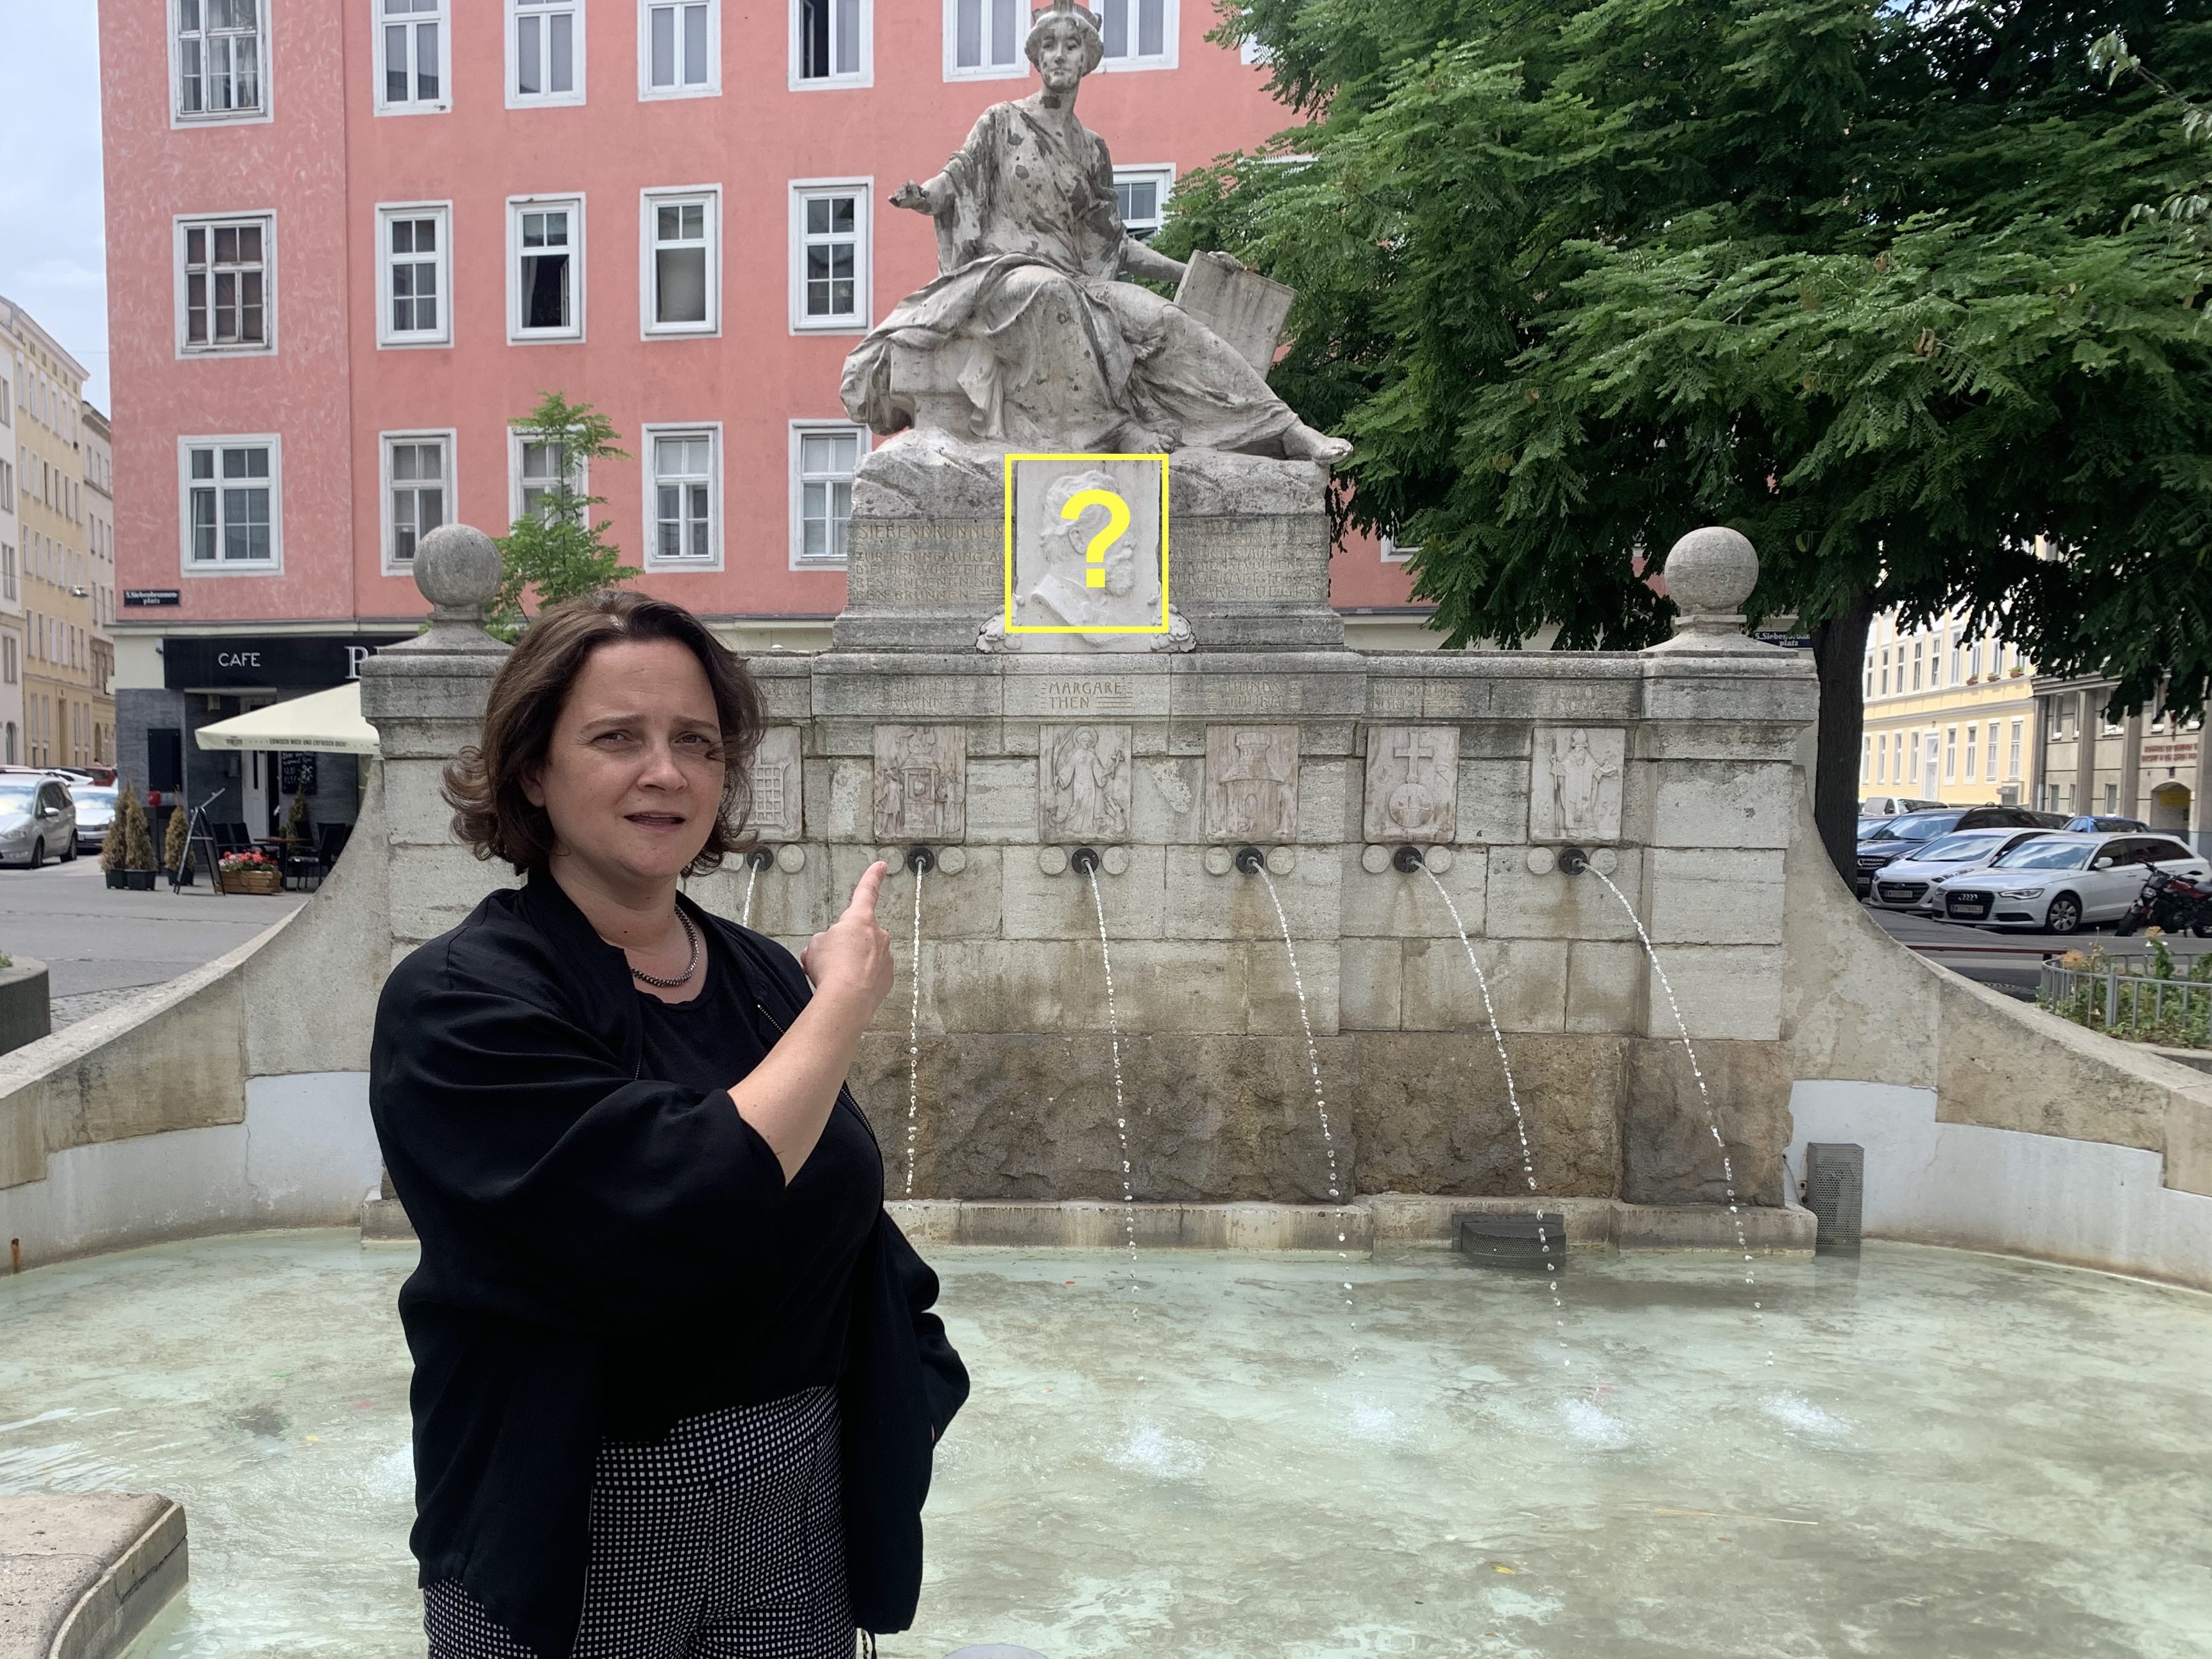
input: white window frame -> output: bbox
[943,0,1026,80]
[787,420,868,571]
[639,186,721,338]
[170,0,272,126]
[173,212,277,358]
[788,179,871,334]
[639,0,719,98]
[508,428,589,529]
[375,0,450,114]
[1111,163,1176,241]
[640,423,723,571]
[379,429,456,574]
[1096,0,1176,71]
[789,0,871,89]
[507,194,587,343]
[1379,534,1416,564]
[507,0,587,108]
[376,201,454,348]
[176,434,282,576]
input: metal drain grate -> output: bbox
[1804,1142,1864,1253]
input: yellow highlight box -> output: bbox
[1002,452,1171,635]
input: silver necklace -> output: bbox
[629,908,700,988]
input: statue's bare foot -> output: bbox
[1115,422,1174,454]
[1281,422,1353,464]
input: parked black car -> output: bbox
[1854,805,2057,895]
[2062,814,2149,834]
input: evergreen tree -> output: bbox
[1172,0,2212,875]
[493,392,635,638]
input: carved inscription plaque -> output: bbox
[1204,725,1301,843]
[873,725,967,841]
[1529,726,1625,843]
[750,726,805,841]
[1363,726,1459,843]
[845,520,1002,608]
[1171,520,1328,606]
[1040,725,1133,842]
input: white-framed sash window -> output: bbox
[510,0,585,105]
[1097,0,1173,68]
[510,431,588,527]
[176,214,274,354]
[643,424,721,569]
[381,431,453,571]
[1112,164,1175,240]
[793,0,869,87]
[641,187,719,336]
[179,435,281,572]
[641,0,717,96]
[174,0,267,122]
[789,421,866,569]
[789,180,870,332]
[377,0,448,112]
[1379,534,1416,564]
[945,0,1023,78]
[377,202,452,347]
[509,196,585,341]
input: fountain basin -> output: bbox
[6,1231,2207,1658]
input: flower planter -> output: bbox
[220,868,282,896]
[103,869,128,890]
[123,870,158,892]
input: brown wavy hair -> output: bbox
[443,590,765,877]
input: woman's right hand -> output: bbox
[889,179,936,213]
[800,861,893,1018]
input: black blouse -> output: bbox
[603,929,885,1437]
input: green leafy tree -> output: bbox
[1172,0,2212,876]
[492,392,635,638]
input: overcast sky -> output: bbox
[0,1,108,408]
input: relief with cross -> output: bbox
[1362,726,1460,843]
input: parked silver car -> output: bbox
[0,776,80,868]
[71,782,117,854]
[1934,831,2210,933]
[1864,827,2058,913]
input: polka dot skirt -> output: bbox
[425,1386,854,1659]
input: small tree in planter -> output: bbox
[112,783,158,891]
[282,782,310,850]
[99,785,130,886]
[164,798,194,884]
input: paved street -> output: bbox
[1866,904,2212,997]
[0,856,305,1030]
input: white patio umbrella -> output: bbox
[191,682,380,755]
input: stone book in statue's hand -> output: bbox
[1172,252,1297,375]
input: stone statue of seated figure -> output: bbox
[839,0,1351,465]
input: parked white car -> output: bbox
[0,775,80,868]
[1864,828,2059,914]
[1933,832,2211,934]
[1860,795,1946,818]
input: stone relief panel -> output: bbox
[1362,726,1460,843]
[1529,726,1626,843]
[1040,724,1133,843]
[748,726,805,841]
[872,725,967,841]
[1204,725,1301,843]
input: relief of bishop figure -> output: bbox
[839,0,1351,463]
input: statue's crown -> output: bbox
[1030,0,1102,31]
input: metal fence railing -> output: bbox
[2038,959,2212,1049]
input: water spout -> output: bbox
[904,856,927,1198]
[1391,845,1426,874]
[1233,845,1266,875]
[1080,861,1140,1289]
[1070,845,1102,875]
[1556,845,1590,875]
[905,845,938,874]
[740,847,773,929]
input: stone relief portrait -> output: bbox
[979,458,1192,655]
[1529,726,1625,843]
[748,726,805,841]
[1362,726,1459,844]
[872,725,968,841]
[1040,724,1131,842]
[1204,725,1300,843]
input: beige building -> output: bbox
[81,405,117,762]
[1858,605,2039,807]
[0,307,23,761]
[2029,675,2209,845]
[0,296,112,769]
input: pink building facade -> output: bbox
[103,0,1423,832]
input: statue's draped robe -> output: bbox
[840,99,1299,454]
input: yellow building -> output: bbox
[1858,605,2038,807]
[0,296,112,769]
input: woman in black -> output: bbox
[370,590,967,1659]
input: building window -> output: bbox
[377,203,451,346]
[178,216,272,353]
[1860,736,1870,781]
[789,183,870,331]
[1907,729,1919,783]
[510,0,585,105]
[1098,0,1172,67]
[794,0,868,84]
[2105,782,2119,813]
[1912,639,1923,691]
[1985,721,1999,782]
[947,0,1022,77]
[1949,635,1962,685]
[382,431,452,569]
[511,432,586,526]
[1113,165,1175,240]
[1378,535,1416,565]
[378,0,447,112]
[179,436,280,571]
[1,544,12,601]
[1878,649,1888,695]
[642,0,716,95]
[175,0,265,120]
[789,422,865,567]
[1863,655,1873,699]
[644,426,719,567]
[1876,732,1887,781]
[1944,725,1957,782]
[510,197,584,341]
[1962,725,1975,783]
[642,189,718,334]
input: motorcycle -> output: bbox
[2114,868,2212,938]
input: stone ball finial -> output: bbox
[1662,526,1758,637]
[414,523,503,615]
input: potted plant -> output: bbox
[109,781,159,891]
[282,782,310,854]
[164,799,194,886]
[218,848,282,896]
[99,784,131,889]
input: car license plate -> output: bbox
[1948,893,1991,918]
